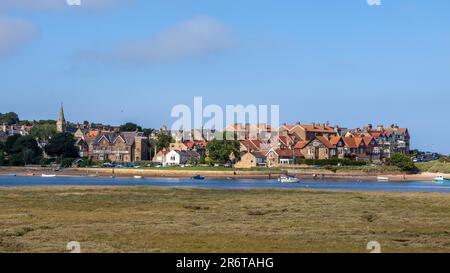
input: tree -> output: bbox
[120,122,142,132]
[388,153,419,173]
[155,133,173,152]
[30,123,57,141]
[4,134,21,154]
[0,112,19,125]
[45,133,79,159]
[207,134,240,164]
[3,135,42,166]
[0,153,5,166]
[143,128,155,137]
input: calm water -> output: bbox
[0,175,449,193]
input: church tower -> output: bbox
[57,104,66,133]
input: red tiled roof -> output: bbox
[343,137,358,149]
[354,137,364,147]
[241,140,261,151]
[281,124,300,131]
[294,140,310,149]
[329,136,342,146]
[363,136,374,146]
[316,136,335,149]
[368,131,382,138]
[299,124,336,133]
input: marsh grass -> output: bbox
[0,187,449,253]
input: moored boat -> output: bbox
[278,176,300,183]
[133,175,143,179]
[433,176,450,183]
[192,175,205,180]
[41,174,56,178]
[377,176,389,182]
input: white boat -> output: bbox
[377,176,389,182]
[278,176,300,183]
[41,174,57,178]
[433,176,449,182]
[134,175,143,179]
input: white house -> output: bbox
[165,150,200,166]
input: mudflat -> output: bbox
[0,187,449,253]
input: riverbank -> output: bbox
[0,166,446,182]
[0,186,449,253]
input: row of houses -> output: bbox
[153,123,410,168]
[0,123,33,142]
[1,106,410,167]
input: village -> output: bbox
[0,106,411,169]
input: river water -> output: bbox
[0,175,449,193]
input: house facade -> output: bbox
[89,132,149,163]
[165,150,200,166]
[235,152,266,169]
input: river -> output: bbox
[0,175,449,193]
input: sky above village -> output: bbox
[0,0,449,154]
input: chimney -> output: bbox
[377,125,384,131]
[367,124,373,130]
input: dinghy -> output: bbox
[433,176,450,183]
[278,176,300,183]
[192,175,205,180]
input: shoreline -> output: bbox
[0,166,445,182]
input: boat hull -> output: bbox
[278,177,300,183]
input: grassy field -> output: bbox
[417,161,450,174]
[0,187,449,253]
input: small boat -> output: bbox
[192,175,205,180]
[377,176,389,182]
[134,175,143,179]
[7,174,17,177]
[433,176,450,183]
[278,176,300,183]
[41,174,56,178]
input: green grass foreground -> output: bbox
[0,187,449,253]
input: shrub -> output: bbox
[387,153,419,173]
[0,154,7,166]
[77,158,93,168]
[60,158,75,168]
[39,157,54,167]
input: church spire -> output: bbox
[59,103,65,122]
[57,103,66,133]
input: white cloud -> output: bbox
[0,16,38,57]
[80,16,234,65]
[0,0,134,11]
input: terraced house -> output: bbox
[229,122,410,167]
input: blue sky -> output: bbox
[0,0,449,154]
